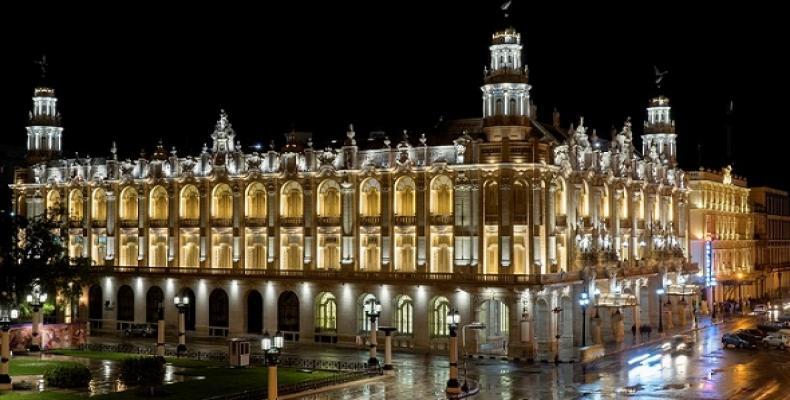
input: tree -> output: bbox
[0,208,100,320]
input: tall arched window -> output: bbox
[245,182,267,218]
[209,288,229,329]
[119,233,138,266]
[394,177,416,217]
[317,180,341,217]
[358,293,377,333]
[513,181,527,223]
[92,188,107,222]
[554,179,567,216]
[619,187,629,219]
[431,234,453,273]
[117,285,134,322]
[180,230,199,267]
[430,296,450,337]
[212,184,233,219]
[277,291,300,333]
[145,286,164,323]
[149,186,169,220]
[46,190,61,217]
[430,175,453,216]
[119,186,138,221]
[149,230,168,267]
[180,185,200,219]
[68,189,83,221]
[484,181,498,223]
[394,295,413,335]
[359,178,381,217]
[280,181,303,218]
[315,292,337,333]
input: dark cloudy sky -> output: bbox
[1,3,785,188]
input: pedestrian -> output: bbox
[631,324,637,343]
[646,325,652,339]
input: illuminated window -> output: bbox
[395,295,413,335]
[430,296,450,337]
[315,292,337,332]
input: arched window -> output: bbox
[180,288,196,331]
[317,180,341,217]
[245,231,267,269]
[280,181,303,218]
[212,231,233,268]
[315,292,337,333]
[495,99,503,115]
[277,291,300,333]
[180,185,200,219]
[88,284,103,321]
[180,230,199,267]
[513,181,527,223]
[431,234,453,273]
[430,175,453,216]
[119,233,138,266]
[209,288,229,328]
[119,186,138,221]
[358,293,377,333]
[149,230,168,267]
[245,182,267,219]
[430,296,450,337]
[212,184,233,219]
[69,189,85,221]
[359,178,381,217]
[554,179,567,216]
[46,190,61,217]
[92,188,107,222]
[509,98,517,115]
[117,285,134,322]
[149,186,169,220]
[484,181,498,223]
[394,177,416,217]
[145,286,164,323]
[247,290,263,334]
[394,295,413,335]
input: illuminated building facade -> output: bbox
[11,26,697,361]
[751,187,790,298]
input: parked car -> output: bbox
[754,304,768,314]
[735,331,763,346]
[123,324,154,337]
[723,333,755,349]
[762,334,790,349]
[739,329,767,338]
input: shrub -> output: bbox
[12,380,36,391]
[44,362,92,388]
[120,356,166,395]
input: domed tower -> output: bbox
[26,86,63,163]
[481,26,532,142]
[642,95,677,166]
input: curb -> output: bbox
[280,374,390,399]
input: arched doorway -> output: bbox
[146,286,164,323]
[181,288,196,331]
[88,284,103,329]
[247,290,263,334]
[535,298,550,361]
[209,288,229,337]
[117,285,134,330]
[478,299,509,355]
[278,291,300,341]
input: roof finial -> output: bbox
[501,1,512,19]
[35,55,48,80]
[654,65,669,90]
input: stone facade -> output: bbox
[751,187,790,297]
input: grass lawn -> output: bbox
[48,350,223,368]
[9,358,67,376]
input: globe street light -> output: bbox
[579,293,590,347]
[657,288,665,333]
[364,299,382,367]
[173,295,189,356]
[26,286,47,352]
[552,307,563,363]
[0,306,19,389]
[261,330,284,400]
[445,308,461,395]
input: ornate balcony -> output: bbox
[359,216,381,226]
[484,215,498,225]
[68,219,83,229]
[91,219,107,228]
[245,217,267,227]
[430,215,454,226]
[119,219,138,228]
[180,218,200,227]
[316,216,341,226]
[149,219,168,228]
[210,218,232,227]
[555,215,567,227]
[394,215,417,226]
[280,216,304,227]
[513,215,528,226]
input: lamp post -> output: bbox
[460,322,485,393]
[579,293,590,347]
[156,302,165,357]
[0,306,19,389]
[552,307,563,363]
[173,295,189,356]
[445,308,461,395]
[710,279,718,321]
[364,298,381,367]
[378,326,397,374]
[657,288,665,333]
[26,287,47,352]
[261,330,284,400]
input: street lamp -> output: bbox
[0,306,19,389]
[261,330,284,400]
[710,279,718,321]
[445,308,461,395]
[657,288,665,333]
[156,301,165,357]
[364,299,382,367]
[173,295,189,355]
[552,307,563,363]
[579,293,590,347]
[460,322,486,393]
[26,286,47,352]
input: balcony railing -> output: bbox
[149,219,168,228]
[68,219,83,229]
[210,218,232,227]
[99,266,581,287]
[555,215,567,227]
[316,216,341,226]
[119,219,138,228]
[430,215,454,226]
[91,219,107,228]
[180,218,200,227]
[484,215,498,225]
[280,216,304,227]
[359,216,381,226]
[393,216,416,226]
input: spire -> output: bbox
[25,57,63,163]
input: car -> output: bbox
[723,333,755,349]
[754,304,768,314]
[670,334,696,352]
[762,334,790,349]
[123,324,154,337]
[735,331,763,346]
[739,329,766,338]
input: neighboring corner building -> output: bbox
[687,166,758,305]
[750,187,790,298]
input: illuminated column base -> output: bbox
[156,319,166,357]
[0,330,11,390]
[267,364,278,400]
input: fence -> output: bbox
[79,342,227,361]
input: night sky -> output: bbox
[1,3,785,188]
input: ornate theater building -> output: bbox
[11,26,698,362]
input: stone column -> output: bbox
[591,309,603,345]
[200,186,209,268]
[546,181,557,272]
[611,309,624,344]
[341,182,355,270]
